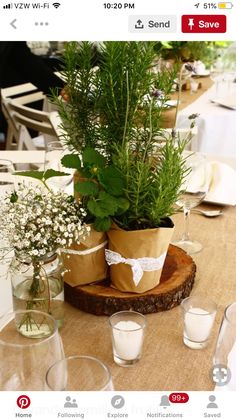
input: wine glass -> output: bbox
[210,68,222,98]
[0,310,64,390]
[46,355,114,390]
[173,153,208,254]
[214,302,236,390]
[223,71,236,94]
[0,159,15,196]
[44,141,73,191]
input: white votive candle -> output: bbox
[113,320,144,361]
[184,307,216,342]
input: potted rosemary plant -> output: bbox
[52,41,190,293]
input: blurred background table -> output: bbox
[165,77,236,157]
[162,76,213,128]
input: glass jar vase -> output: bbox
[10,252,64,329]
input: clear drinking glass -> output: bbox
[210,69,222,98]
[0,310,64,390]
[214,302,236,389]
[0,159,15,196]
[190,78,199,94]
[46,355,114,390]
[173,153,208,254]
[109,310,146,367]
[181,296,217,349]
[44,141,73,191]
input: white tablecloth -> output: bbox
[177,82,236,157]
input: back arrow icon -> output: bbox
[10,19,17,29]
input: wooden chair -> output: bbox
[1,83,61,150]
[1,83,44,149]
[5,99,61,151]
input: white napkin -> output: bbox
[187,161,236,205]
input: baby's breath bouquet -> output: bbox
[1,185,89,259]
[0,185,89,333]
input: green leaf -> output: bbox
[98,166,125,196]
[82,147,106,168]
[93,217,112,232]
[87,192,119,217]
[14,171,45,180]
[74,181,99,196]
[14,170,70,182]
[61,154,81,169]
[115,197,130,215]
[43,169,70,180]
[10,191,18,203]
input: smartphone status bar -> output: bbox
[0,0,235,40]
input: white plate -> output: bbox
[211,98,236,110]
[164,100,178,108]
[193,71,210,77]
[204,196,236,206]
[141,98,179,108]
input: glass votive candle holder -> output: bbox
[45,355,113,391]
[181,296,217,349]
[109,310,146,367]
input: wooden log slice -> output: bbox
[64,244,196,316]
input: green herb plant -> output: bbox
[52,42,193,232]
[15,42,194,233]
[61,148,129,232]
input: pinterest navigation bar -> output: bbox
[0,391,235,419]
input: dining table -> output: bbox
[1,150,236,391]
[162,76,213,129]
[59,204,236,391]
[163,76,236,157]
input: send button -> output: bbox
[129,15,177,33]
[149,19,171,29]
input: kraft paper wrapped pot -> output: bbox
[63,171,108,286]
[61,227,108,287]
[106,221,174,293]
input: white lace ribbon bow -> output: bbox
[105,249,167,287]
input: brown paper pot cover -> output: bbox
[107,222,174,293]
[61,227,108,287]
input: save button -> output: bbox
[182,15,226,33]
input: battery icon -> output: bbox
[218,2,233,8]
